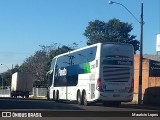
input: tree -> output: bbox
[84,18,139,53]
[0,43,77,87]
[20,50,50,85]
[0,72,12,86]
[12,64,20,73]
[19,43,75,87]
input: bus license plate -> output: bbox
[113,94,120,97]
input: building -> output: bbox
[133,54,160,105]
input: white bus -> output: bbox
[47,43,134,106]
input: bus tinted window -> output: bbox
[53,46,97,87]
[102,44,133,58]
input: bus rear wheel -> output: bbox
[82,91,88,106]
[77,91,82,105]
[55,91,59,102]
[53,91,56,101]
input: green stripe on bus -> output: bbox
[84,62,91,73]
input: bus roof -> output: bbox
[53,43,101,59]
[53,42,133,59]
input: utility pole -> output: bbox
[109,1,144,104]
[138,3,143,105]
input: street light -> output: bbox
[109,1,144,104]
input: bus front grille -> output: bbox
[103,66,130,82]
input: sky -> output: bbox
[0,0,160,73]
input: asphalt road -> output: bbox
[0,98,159,120]
[0,97,159,110]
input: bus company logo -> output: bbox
[2,112,11,117]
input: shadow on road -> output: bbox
[0,98,84,110]
[84,102,160,111]
[1,97,160,111]
[119,103,160,111]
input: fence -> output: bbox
[31,87,47,98]
[0,89,10,97]
[0,87,47,98]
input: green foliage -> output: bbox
[0,72,12,86]
[2,18,140,87]
[0,64,21,86]
[83,20,107,44]
[20,50,50,83]
[12,64,20,73]
[84,18,140,53]
[18,43,75,87]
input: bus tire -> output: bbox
[77,90,82,105]
[11,93,13,98]
[56,90,59,102]
[47,91,50,100]
[53,91,56,101]
[82,90,88,106]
